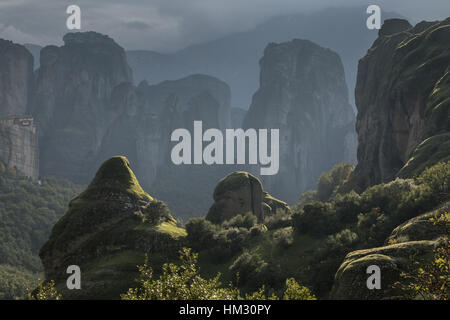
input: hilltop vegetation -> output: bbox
[183,161,449,298]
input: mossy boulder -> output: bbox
[386,203,449,245]
[206,171,291,224]
[39,156,186,299]
[330,206,448,300]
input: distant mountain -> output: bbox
[126,6,402,110]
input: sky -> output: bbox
[0,0,449,52]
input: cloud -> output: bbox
[0,0,448,52]
[123,20,153,30]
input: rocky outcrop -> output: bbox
[351,18,450,190]
[0,39,34,116]
[39,156,185,299]
[243,39,357,203]
[31,32,133,183]
[0,115,38,179]
[331,204,448,300]
[143,74,231,130]
[97,75,232,219]
[206,171,290,223]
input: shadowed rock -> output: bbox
[206,171,290,223]
[39,156,185,299]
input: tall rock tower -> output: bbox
[351,18,450,190]
[31,32,133,183]
[244,39,357,203]
[0,115,39,179]
[0,40,38,179]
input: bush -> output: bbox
[292,202,337,237]
[273,228,294,249]
[356,208,390,247]
[222,212,257,229]
[417,161,450,202]
[282,278,316,300]
[317,163,354,201]
[263,210,292,230]
[185,218,217,250]
[229,251,268,287]
[211,227,250,261]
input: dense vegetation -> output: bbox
[0,172,83,299]
[184,161,450,298]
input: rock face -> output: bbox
[0,40,38,179]
[0,39,34,116]
[97,75,232,219]
[39,156,185,299]
[230,107,247,128]
[244,39,356,203]
[351,18,450,190]
[206,171,291,223]
[331,204,448,300]
[0,115,39,179]
[31,32,133,183]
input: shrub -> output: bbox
[222,212,257,229]
[185,218,217,250]
[229,251,268,287]
[292,202,337,237]
[317,163,354,201]
[282,278,316,300]
[263,210,292,230]
[417,161,450,202]
[273,228,294,249]
[27,280,61,300]
[211,227,250,261]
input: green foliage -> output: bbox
[263,210,292,230]
[0,265,39,300]
[292,202,337,237]
[185,218,217,251]
[229,251,268,288]
[317,163,354,201]
[27,279,61,300]
[417,161,450,200]
[394,212,450,300]
[122,248,315,300]
[283,278,316,300]
[273,228,294,249]
[222,212,257,229]
[290,161,450,296]
[0,172,83,272]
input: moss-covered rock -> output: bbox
[330,205,448,300]
[386,203,449,245]
[206,171,290,224]
[39,156,186,299]
[397,133,450,178]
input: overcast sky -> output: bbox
[0,0,449,52]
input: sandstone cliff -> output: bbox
[31,32,133,183]
[351,18,450,191]
[0,39,34,116]
[244,39,357,204]
[97,75,232,219]
[39,156,185,299]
